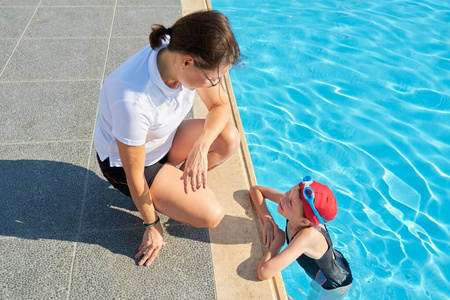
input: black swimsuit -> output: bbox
[286,222,353,290]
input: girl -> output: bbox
[249,176,353,299]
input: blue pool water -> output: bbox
[212,0,449,299]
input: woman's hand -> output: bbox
[262,216,276,248]
[180,141,209,193]
[135,223,165,266]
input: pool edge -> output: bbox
[181,1,288,299]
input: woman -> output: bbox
[93,10,241,267]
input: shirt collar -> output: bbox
[148,42,183,97]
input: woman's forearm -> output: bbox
[127,174,157,223]
[115,140,158,223]
[197,102,231,149]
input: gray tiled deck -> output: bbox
[0,1,215,299]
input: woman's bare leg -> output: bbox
[150,163,224,228]
[149,118,239,227]
[167,119,240,169]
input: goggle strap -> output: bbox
[301,177,328,224]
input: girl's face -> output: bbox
[277,184,307,223]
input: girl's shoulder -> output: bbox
[290,226,325,247]
[289,226,329,259]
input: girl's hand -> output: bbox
[262,217,276,248]
[180,142,209,193]
[274,225,285,239]
[135,223,165,266]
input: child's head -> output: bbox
[299,177,337,226]
[278,177,337,226]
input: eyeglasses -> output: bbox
[300,176,327,224]
[200,68,221,87]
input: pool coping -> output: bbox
[182,1,287,299]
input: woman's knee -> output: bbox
[219,123,241,155]
[198,204,225,228]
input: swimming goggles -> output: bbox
[300,176,328,224]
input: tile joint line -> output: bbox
[65,1,119,299]
[0,0,44,79]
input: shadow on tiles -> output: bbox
[0,160,256,260]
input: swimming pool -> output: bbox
[212,0,450,298]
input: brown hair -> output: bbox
[149,10,241,70]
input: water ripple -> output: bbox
[214,0,450,298]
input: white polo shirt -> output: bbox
[94,44,195,167]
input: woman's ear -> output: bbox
[180,55,194,69]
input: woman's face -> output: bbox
[179,59,231,90]
[277,184,305,221]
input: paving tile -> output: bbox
[24,7,113,38]
[0,7,35,38]
[0,235,75,300]
[0,142,91,237]
[0,38,108,81]
[70,226,214,299]
[104,37,148,75]
[0,1,226,299]
[0,0,40,6]
[0,81,100,142]
[0,39,17,72]
[117,0,180,6]
[41,0,114,6]
[112,6,182,38]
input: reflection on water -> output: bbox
[213,0,449,298]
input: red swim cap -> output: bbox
[300,180,338,226]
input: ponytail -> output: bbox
[149,25,171,49]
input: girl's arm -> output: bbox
[249,185,282,222]
[250,185,283,204]
[258,228,313,280]
[249,185,284,248]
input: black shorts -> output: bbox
[96,153,168,198]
